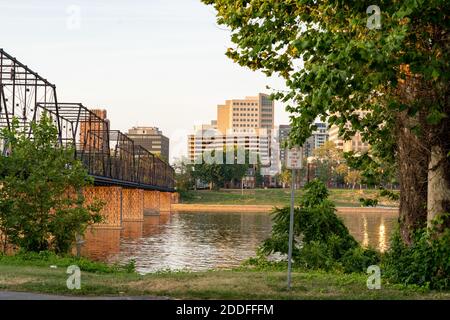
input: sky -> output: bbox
[0,0,290,163]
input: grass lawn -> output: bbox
[0,262,447,300]
[181,188,399,208]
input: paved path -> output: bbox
[0,291,169,300]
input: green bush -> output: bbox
[260,179,377,273]
[0,115,103,254]
[179,190,195,202]
[383,221,450,290]
[296,241,338,271]
[341,247,381,274]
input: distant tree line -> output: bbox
[174,148,263,191]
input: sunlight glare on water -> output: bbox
[81,211,397,274]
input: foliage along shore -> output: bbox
[180,188,399,208]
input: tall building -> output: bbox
[79,109,109,150]
[328,125,344,150]
[304,121,329,157]
[188,93,275,183]
[278,125,291,165]
[278,121,329,162]
[328,125,369,153]
[188,121,218,163]
[193,120,217,133]
[187,128,271,166]
[217,93,274,134]
[126,126,170,161]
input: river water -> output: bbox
[81,211,397,274]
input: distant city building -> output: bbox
[187,127,271,166]
[188,93,276,185]
[278,125,291,165]
[126,126,170,161]
[278,121,328,164]
[327,111,370,153]
[328,125,344,150]
[79,109,109,150]
[328,124,369,153]
[303,121,329,157]
[217,93,274,134]
[262,129,281,179]
[188,120,217,162]
[193,120,218,133]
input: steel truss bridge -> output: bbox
[0,49,174,192]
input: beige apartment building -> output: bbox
[187,129,271,165]
[187,94,275,166]
[187,120,218,162]
[328,124,369,153]
[217,93,274,134]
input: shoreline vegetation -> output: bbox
[173,204,398,213]
[0,253,448,300]
[178,188,399,209]
[0,185,446,299]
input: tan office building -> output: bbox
[217,93,274,134]
[187,129,271,165]
[328,124,369,153]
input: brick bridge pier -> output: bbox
[82,186,179,229]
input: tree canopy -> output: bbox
[202,0,450,242]
[193,148,258,190]
[0,115,103,253]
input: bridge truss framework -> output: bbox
[0,49,174,192]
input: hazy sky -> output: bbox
[0,0,290,162]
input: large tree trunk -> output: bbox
[427,116,450,231]
[395,112,428,244]
[427,146,450,227]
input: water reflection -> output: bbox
[122,222,143,239]
[81,228,121,261]
[362,216,369,248]
[337,211,397,252]
[378,217,386,252]
[82,211,397,273]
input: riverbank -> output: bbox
[172,203,399,214]
[181,188,399,208]
[0,262,448,300]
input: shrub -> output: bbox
[341,247,381,274]
[383,219,450,290]
[260,179,373,273]
[296,241,338,271]
[0,115,103,254]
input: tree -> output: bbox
[312,141,343,186]
[193,147,252,190]
[202,0,450,242]
[335,163,349,187]
[0,115,103,254]
[345,170,362,190]
[173,158,195,191]
[260,179,379,272]
[279,165,291,188]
